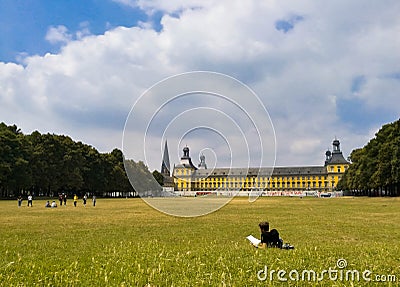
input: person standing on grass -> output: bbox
[17,195,22,207]
[92,195,96,207]
[83,194,87,207]
[63,193,67,206]
[58,193,63,206]
[73,194,78,207]
[27,194,33,207]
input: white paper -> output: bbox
[246,235,261,246]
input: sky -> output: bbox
[0,0,399,171]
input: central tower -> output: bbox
[172,146,197,192]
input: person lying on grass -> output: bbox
[257,221,294,249]
[258,221,283,248]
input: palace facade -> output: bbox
[162,139,349,195]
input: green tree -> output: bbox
[0,122,155,198]
[338,118,400,196]
[152,170,164,186]
[0,123,32,197]
[124,160,162,197]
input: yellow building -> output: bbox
[172,139,349,195]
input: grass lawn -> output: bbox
[0,196,399,286]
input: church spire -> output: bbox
[161,140,170,176]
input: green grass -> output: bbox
[1,197,399,286]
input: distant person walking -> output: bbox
[17,195,22,207]
[83,194,87,207]
[58,193,63,206]
[92,195,96,207]
[73,194,78,207]
[27,194,33,207]
[63,193,67,206]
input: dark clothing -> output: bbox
[261,229,283,248]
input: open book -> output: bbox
[246,235,261,247]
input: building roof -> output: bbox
[192,166,326,178]
[273,166,327,175]
[325,138,349,165]
[175,146,197,170]
[175,161,197,169]
[326,152,349,165]
[173,138,349,177]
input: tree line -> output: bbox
[338,118,400,196]
[0,122,160,198]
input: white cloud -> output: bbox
[45,25,72,45]
[76,22,92,40]
[1,0,399,171]
[45,23,93,45]
[112,0,215,14]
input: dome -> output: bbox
[332,139,341,153]
[198,153,207,169]
[182,146,190,158]
[325,150,332,156]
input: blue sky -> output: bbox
[0,0,399,170]
[0,0,152,62]
[275,15,304,33]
